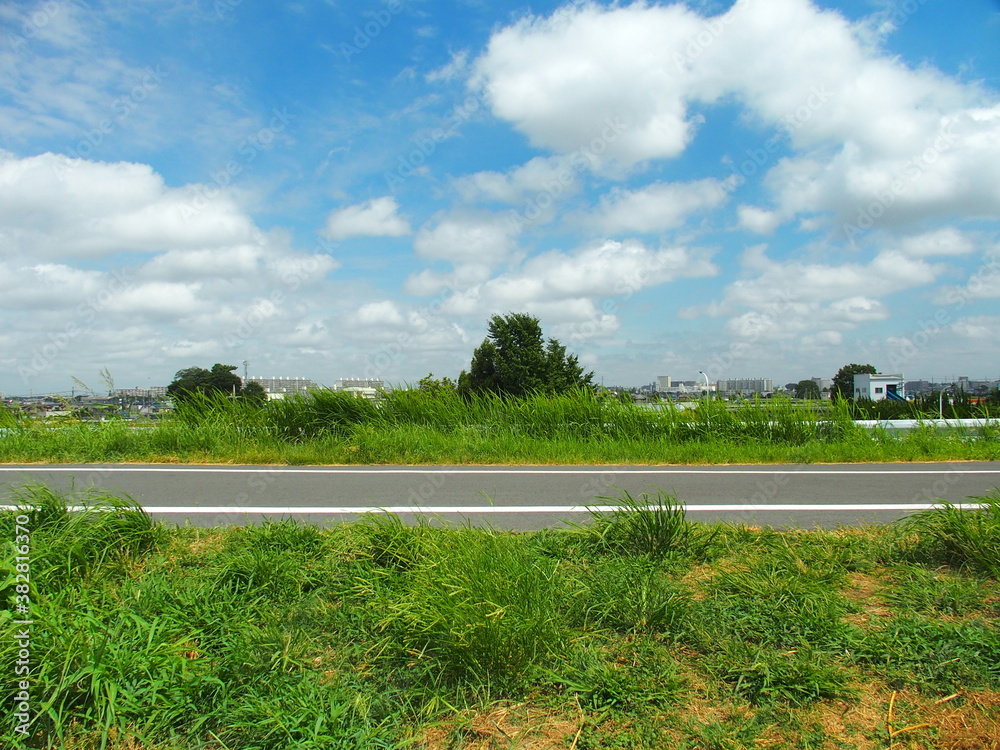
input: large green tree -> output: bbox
[460,313,594,397]
[167,364,243,403]
[831,363,877,402]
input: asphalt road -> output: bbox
[1,462,999,529]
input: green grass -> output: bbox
[2,485,1000,749]
[2,389,999,465]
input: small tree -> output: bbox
[831,363,877,402]
[418,373,458,397]
[240,380,268,405]
[460,313,594,398]
[167,364,243,403]
[794,379,821,399]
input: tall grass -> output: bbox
[895,489,1000,577]
[584,487,715,560]
[371,525,566,691]
[2,388,998,465]
[1,484,999,747]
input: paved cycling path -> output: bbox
[1,462,998,529]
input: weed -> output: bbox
[586,488,714,560]
[568,557,692,636]
[848,614,1000,691]
[707,641,854,706]
[377,526,566,691]
[882,563,997,617]
[898,490,1000,577]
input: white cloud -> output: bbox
[714,249,940,312]
[414,212,520,265]
[828,295,887,323]
[895,227,976,258]
[321,196,411,240]
[951,315,1000,341]
[737,205,781,235]
[0,151,356,390]
[0,262,103,308]
[453,155,580,205]
[442,239,716,318]
[471,2,703,171]
[353,300,405,327]
[105,282,205,317]
[426,50,469,83]
[800,330,843,348]
[403,263,493,296]
[0,152,259,259]
[592,179,731,234]
[140,244,266,281]
[933,248,1000,303]
[470,0,1000,231]
[696,247,940,349]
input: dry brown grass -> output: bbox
[841,571,893,627]
[418,702,580,750]
[787,683,1000,750]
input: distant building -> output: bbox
[716,378,774,396]
[656,376,672,392]
[905,380,934,396]
[332,378,386,400]
[810,377,832,398]
[116,386,167,399]
[853,373,905,401]
[247,376,318,400]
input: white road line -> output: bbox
[2,503,989,514]
[1,467,999,475]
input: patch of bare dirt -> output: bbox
[799,684,1000,750]
[419,702,580,750]
[842,571,892,625]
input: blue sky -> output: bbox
[2,0,1000,395]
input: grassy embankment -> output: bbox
[1,484,999,749]
[1,390,999,465]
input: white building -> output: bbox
[656,376,672,392]
[853,373,905,401]
[332,378,386,400]
[716,378,774,396]
[247,376,318,400]
[810,377,833,398]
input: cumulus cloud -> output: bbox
[403,263,493,296]
[414,211,520,265]
[441,239,717,318]
[591,178,732,234]
[471,2,703,171]
[737,205,782,235]
[712,249,940,312]
[0,151,350,388]
[453,155,582,205]
[951,315,1000,341]
[321,196,411,240]
[894,227,977,258]
[470,0,1000,230]
[353,300,405,327]
[695,246,941,348]
[140,244,266,281]
[932,248,1000,303]
[0,152,260,260]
